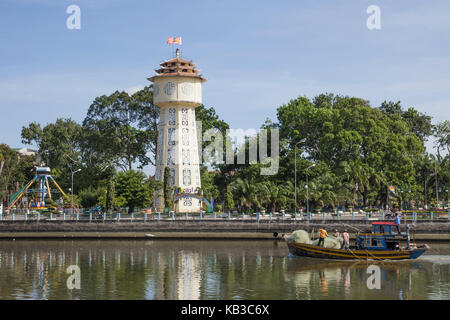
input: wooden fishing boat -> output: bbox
[286,222,428,260]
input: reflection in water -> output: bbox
[0,240,449,300]
[177,251,201,300]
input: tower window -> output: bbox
[183,169,191,186]
[167,148,175,166]
[170,168,175,186]
[168,108,176,125]
[168,128,176,146]
[182,149,190,165]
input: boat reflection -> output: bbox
[283,257,427,300]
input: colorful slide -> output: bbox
[202,198,214,213]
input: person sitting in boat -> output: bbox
[318,228,328,247]
[333,230,340,238]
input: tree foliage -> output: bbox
[0,144,36,206]
[14,87,448,212]
[163,166,173,210]
[82,89,156,171]
[115,170,153,213]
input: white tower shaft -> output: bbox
[149,54,206,212]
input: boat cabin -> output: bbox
[356,222,410,251]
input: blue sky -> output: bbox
[1,0,449,168]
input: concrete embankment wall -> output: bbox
[0,220,449,240]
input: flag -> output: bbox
[167,37,174,44]
[173,37,182,45]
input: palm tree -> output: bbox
[280,180,295,211]
[314,172,338,209]
[415,154,434,208]
[230,177,260,211]
[259,180,283,213]
[339,159,370,206]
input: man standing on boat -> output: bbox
[318,228,328,247]
[342,230,350,250]
[395,213,401,234]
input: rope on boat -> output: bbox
[364,249,385,263]
[346,248,364,261]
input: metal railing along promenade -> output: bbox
[0,209,449,224]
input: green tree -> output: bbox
[433,120,450,154]
[115,170,153,213]
[259,180,285,213]
[0,144,19,206]
[20,118,96,194]
[230,176,261,212]
[163,167,173,210]
[196,105,230,145]
[276,94,424,208]
[21,118,83,169]
[0,145,36,207]
[78,187,103,208]
[200,168,220,203]
[82,90,155,171]
[224,187,234,212]
[131,85,159,165]
[379,101,433,143]
[196,105,230,169]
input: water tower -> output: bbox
[148,49,206,212]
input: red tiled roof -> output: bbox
[148,55,206,81]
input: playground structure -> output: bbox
[6,167,77,213]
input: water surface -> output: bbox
[0,240,449,300]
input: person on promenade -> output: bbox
[318,228,328,247]
[395,213,401,234]
[342,230,350,250]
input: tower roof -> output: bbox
[148,51,206,82]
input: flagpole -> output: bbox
[167,36,182,57]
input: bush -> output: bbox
[79,187,103,208]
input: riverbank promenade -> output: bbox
[0,210,449,240]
